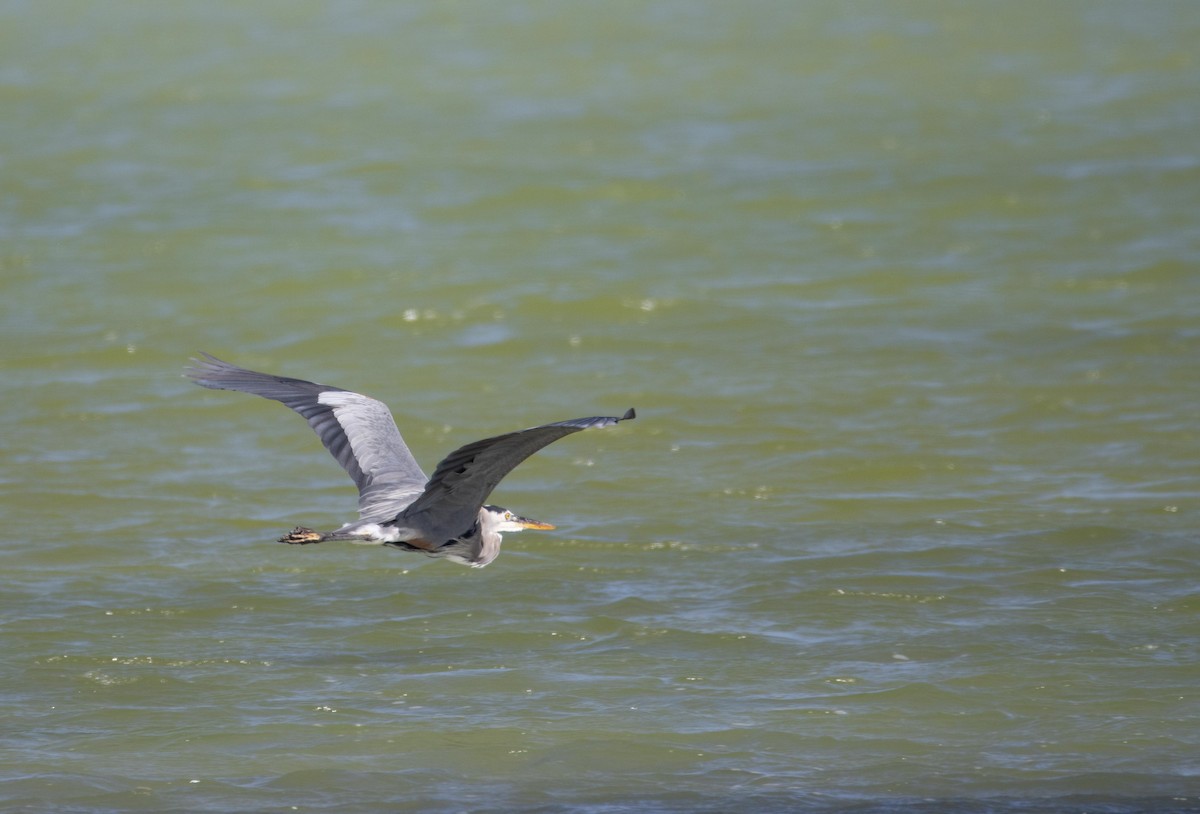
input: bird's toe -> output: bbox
[278,526,323,544]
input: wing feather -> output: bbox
[399,409,635,542]
[184,353,427,520]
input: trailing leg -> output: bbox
[278,527,324,544]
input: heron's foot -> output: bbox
[279,526,324,545]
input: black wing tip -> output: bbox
[184,350,221,369]
[182,351,227,383]
[621,408,636,421]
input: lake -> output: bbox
[2,2,1198,811]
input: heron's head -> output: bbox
[482,504,556,534]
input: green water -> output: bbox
[3,2,1199,812]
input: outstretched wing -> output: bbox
[399,408,636,542]
[184,353,428,520]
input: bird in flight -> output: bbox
[185,353,635,567]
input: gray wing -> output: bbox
[184,353,427,520]
[399,408,636,541]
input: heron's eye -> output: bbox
[505,512,513,521]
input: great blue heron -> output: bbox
[185,353,635,567]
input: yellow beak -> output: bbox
[518,517,556,530]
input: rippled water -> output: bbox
[3,2,1199,812]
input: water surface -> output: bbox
[2,2,1199,812]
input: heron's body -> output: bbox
[185,354,634,567]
